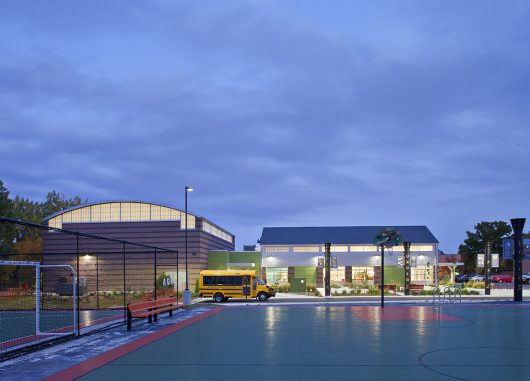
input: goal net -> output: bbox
[0,260,77,357]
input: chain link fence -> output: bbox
[0,218,179,359]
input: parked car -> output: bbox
[521,273,530,284]
[491,274,513,283]
[455,274,475,283]
[469,274,485,282]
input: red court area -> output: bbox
[350,305,463,321]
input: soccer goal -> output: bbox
[0,260,77,356]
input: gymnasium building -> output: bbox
[42,201,235,291]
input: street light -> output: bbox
[183,186,193,305]
[511,218,526,302]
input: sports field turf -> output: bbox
[45,304,530,381]
[0,309,122,345]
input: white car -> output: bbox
[469,275,485,282]
[523,273,530,284]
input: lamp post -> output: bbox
[183,186,193,305]
[511,218,526,302]
[485,241,491,296]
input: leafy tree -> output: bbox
[40,190,83,220]
[0,180,15,254]
[458,221,512,273]
[0,180,85,255]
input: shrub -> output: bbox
[331,283,341,289]
[275,283,290,293]
[306,283,317,293]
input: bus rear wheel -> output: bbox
[257,292,268,302]
[214,293,224,303]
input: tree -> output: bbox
[458,221,512,273]
[0,180,85,255]
[39,190,83,220]
[0,180,15,254]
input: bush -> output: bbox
[331,283,341,289]
[306,283,317,293]
[156,272,175,291]
[464,282,485,289]
[275,283,290,293]
[194,279,200,295]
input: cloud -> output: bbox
[1,1,530,249]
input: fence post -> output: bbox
[76,235,80,336]
[154,248,157,301]
[123,242,126,322]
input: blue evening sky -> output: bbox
[1,1,529,251]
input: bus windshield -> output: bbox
[256,277,266,285]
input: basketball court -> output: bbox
[29,302,530,381]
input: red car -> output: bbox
[491,274,513,283]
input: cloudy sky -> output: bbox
[1,1,529,251]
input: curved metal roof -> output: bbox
[42,200,199,222]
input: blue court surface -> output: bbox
[41,303,530,381]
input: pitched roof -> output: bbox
[260,226,438,245]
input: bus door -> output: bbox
[242,275,251,298]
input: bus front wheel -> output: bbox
[257,292,268,302]
[214,293,224,303]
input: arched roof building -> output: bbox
[42,201,235,291]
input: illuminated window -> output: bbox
[130,203,142,221]
[91,205,101,221]
[351,267,375,282]
[266,267,288,283]
[180,213,195,229]
[140,203,151,220]
[99,203,111,222]
[326,267,346,282]
[69,209,81,223]
[151,205,161,220]
[110,203,120,221]
[62,212,72,224]
[120,203,131,221]
[48,217,61,229]
[330,245,348,252]
[262,246,290,253]
[411,245,433,252]
[411,266,433,282]
[170,209,180,221]
[349,245,378,252]
[202,221,233,243]
[160,207,173,220]
[292,246,320,252]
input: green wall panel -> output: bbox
[384,266,404,286]
[293,266,316,284]
[208,251,261,270]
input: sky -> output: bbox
[1,0,529,252]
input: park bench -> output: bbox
[127,297,182,331]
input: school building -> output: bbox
[257,226,439,289]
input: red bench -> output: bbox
[408,284,424,294]
[127,297,182,331]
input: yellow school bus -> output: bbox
[199,270,276,302]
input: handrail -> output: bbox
[443,287,452,303]
[432,287,440,303]
[453,284,463,303]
